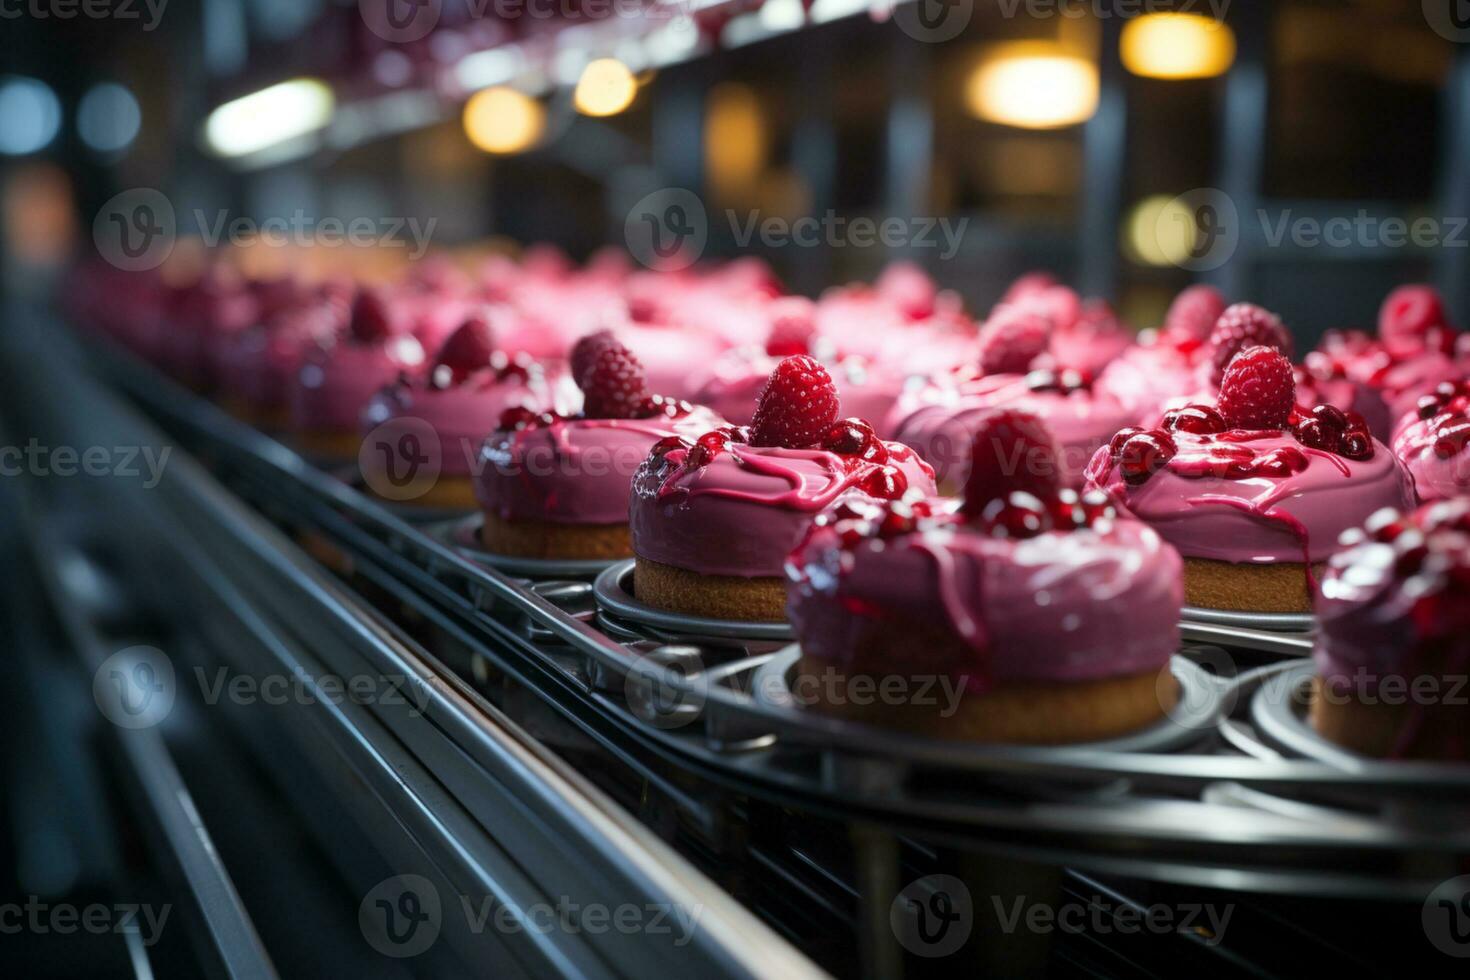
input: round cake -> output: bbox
[361,316,576,509]
[1311,500,1470,762]
[290,288,426,458]
[630,356,937,621]
[1390,378,1470,503]
[786,409,1183,743]
[473,334,719,560]
[1086,346,1415,612]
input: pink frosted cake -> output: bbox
[217,283,350,428]
[290,289,426,457]
[1390,379,1470,503]
[1311,500,1470,761]
[888,305,1133,490]
[1087,346,1415,612]
[630,356,937,621]
[1094,284,1225,421]
[786,409,1183,743]
[474,335,719,559]
[361,316,577,508]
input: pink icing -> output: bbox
[1093,336,1202,422]
[787,501,1182,685]
[290,334,426,433]
[888,372,1134,489]
[474,409,721,525]
[1392,413,1470,503]
[361,364,578,477]
[630,441,938,578]
[1086,428,1415,565]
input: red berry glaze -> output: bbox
[1208,303,1293,384]
[1161,404,1227,435]
[749,355,841,449]
[1118,430,1177,485]
[1217,346,1296,430]
[821,418,888,463]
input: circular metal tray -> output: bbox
[748,646,1225,755]
[425,516,618,579]
[593,560,795,641]
[1182,605,1315,633]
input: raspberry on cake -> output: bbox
[361,316,577,509]
[1310,500,1470,762]
[474,338,720,560]
[290,288,426,458]
[1086,346,1416,613]
[629,356,938,621]
[1390,378,1470,503]
[786,410,1184,743]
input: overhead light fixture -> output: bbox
[1120,13,1236,80]
[1123,194,1195,267]
[965,46,1099,129]
[573,59,637,117]
[462,86,544,154]
[203,78,334,158]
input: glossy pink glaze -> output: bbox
[787,501,1182,684]
[630,441,937,578]
[888,373,1134,489]
[1086,429,1415,564]
[361,366,578,477]
[1392,414,1470,503]
[474,409,721,525]
[290,335,426,434]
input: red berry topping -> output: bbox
[1081,488,1116,524]
[1161,404,1227,435]
[986,491,1054,538]
[821,418,888,463]
[961,410,1062,519]
[1340,430,1375,461]
[639,393,695,419]
[349,288,396,342]
[749,355,840,449]
[1118,430,1177,485]
[1377,284,1447,351]
[1024,368,1091,394]
[1164,284,1226,341]
[1109,426,1144,457]
[649,435,687,458]
[860,465,908,500]
[570,329,618,385]
[1217,345,1296,430]
[685,430,730,469]
[431,315,496,386]
[1208,303,1293,384]
[977,306,1051,376]
[498,406,553,431]
[1433,420,1470,459]
[579,341,651,419]
[764,297,817,357]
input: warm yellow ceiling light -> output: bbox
[1120,13,1236,80]
[966,46,1099,130]
[573,58,637,117]
[462,86,544,154]
[1123,194,1195,267]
